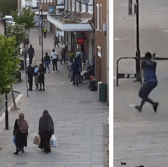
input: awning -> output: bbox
[35,11,49,15]
[47,15,93,31]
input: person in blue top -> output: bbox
[135,52,159,113]
[71,58,80,86]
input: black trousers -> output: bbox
[139,80,157,101]
[29,57,33,65]
[28,77,33,90]
[52,59,58,71]
[60,55,65,63]
[44,32,46,38]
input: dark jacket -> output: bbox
[26,66,34,78]
[61,48,68,56]
[28,47,34,57]
[44,55,50,62]
[71,61,79,72]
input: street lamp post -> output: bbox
[135,0,141,81]
[41,8,44,63]
[3,18,9,130]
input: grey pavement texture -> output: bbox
[114,0,168,167]
[0,26,109,167]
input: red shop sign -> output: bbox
[77,38,84,44]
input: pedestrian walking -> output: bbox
[60,46,68,64]
[26,65,34,91]
[38,110,54,154]
[135,52,159,112]
[34,65,39,90]
[38,64,46,91]
[50,49,58,72]
[76,48,82,69]
[44,52,50,73]
[71,58,80,86]
[13,113,29,155]
[28,45,35,65]
[43,28,47,38]
[53,35,59,48]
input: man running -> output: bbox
[135,52,159,113]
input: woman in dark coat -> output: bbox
[13,113,29,155]
[38,110,54,153]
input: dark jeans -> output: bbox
[29,57,33,65]
[52,59,58,71]
[54,42,59,48]
[73,70,80,84]
[60,55,65,63]
[39,75,45,89]
[28,77,33,90]
[45,61,50,72]
[44,32,46,38]
[139,80,158,102]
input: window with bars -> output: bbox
[81,4,86,13]
[72,0,75,11]
[65,0,68,10]
[76,1,80,12]
[57,0,64,4]
[99,4,102,31]
[68,0,71,11]
[88,0,93,14]
[96,4,99,30]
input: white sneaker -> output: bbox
[53,71,55,72]
[70,82,73,84]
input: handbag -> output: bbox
[33,135,41,145]
[50,134,57,147]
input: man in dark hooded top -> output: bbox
[38,110,54,153]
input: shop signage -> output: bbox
[77,38,84,44]
[49,7,54,13]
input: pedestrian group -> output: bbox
[13,110,55,154]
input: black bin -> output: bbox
[89,80,97,91]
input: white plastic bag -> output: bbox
[50,134,57,147]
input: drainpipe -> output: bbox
[106,0,109,106]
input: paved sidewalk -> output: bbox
[0,27,109,167]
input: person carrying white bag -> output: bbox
[50,134,57,147]
[38,110,54,153]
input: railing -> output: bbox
[116,57,139,86]
[116,56,168,86]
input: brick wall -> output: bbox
[95,0,107,84]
